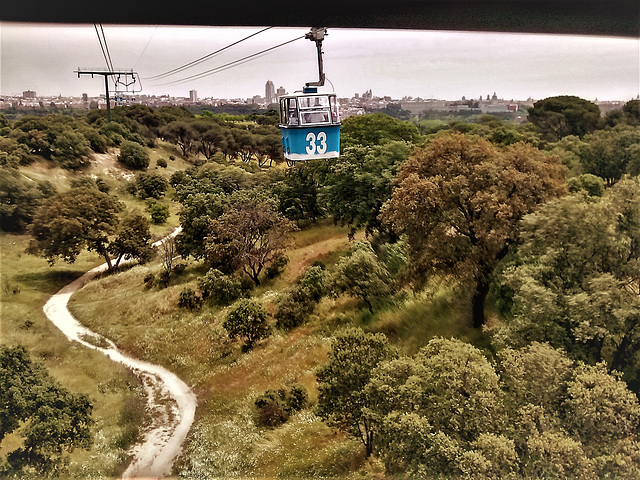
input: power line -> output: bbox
[154,34,305,86]
[99,24,115,72]
[94,23,114,73]
[146,26,274,80]
[133,25,158,69]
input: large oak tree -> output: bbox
[27,187,152,271]
[381,132,566,327]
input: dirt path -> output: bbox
[42,229,196,479]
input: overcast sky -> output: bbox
[1,22,638,102]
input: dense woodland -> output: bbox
[1,96,640,478]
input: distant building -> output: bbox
[22,90,36,99]
[189,90,198,102]
[265,80,275,104]
[276,86,287,99]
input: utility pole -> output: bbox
[75,69,137,122]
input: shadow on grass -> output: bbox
[367,287,494,356]
[14,269,87,295]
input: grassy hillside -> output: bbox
[0,141,186,477]
[0,234,147,478]
[67,216,489,478]
[2,136,489,478]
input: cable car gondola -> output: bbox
[279,27,341,162]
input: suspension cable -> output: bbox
[94,23,114,72]
[154,34,306,86]
[146,26,274,80]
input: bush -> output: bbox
[298,265,327,302]
[274,265,328,330]
[178,287,203,311]
[254,385,309,427]
[133,172,169,199]
[157,158,168,168]
[173,261,187,275]
[148,202,170,224]
[265,255,289,279]
[118,140,150,170]
[274,289,314,330]
[198,269,243,305]
[223,298,270,351]
[254,390,289,427]
[143,273,156,289]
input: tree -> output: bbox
[527,95,601,142]
[330,242,395,313]
[578,125,640,185]
[272,161,324,224]
[198,268,242,305]
[0,167,54,232]
[172,166,253,259]
[340,112,421,147]
[564,363,640,449]
[623,99,640,125]
[118,140,149,170]
[222,298,271,351]
[495,181,640,389]
[161,120,198,156]
[206,195,296,285]
[158,235,177,287]
[274,264,328,330]
[107,213,154,268]
[148,201,170,224]
[319,141,411,237]
[131,172,169,199]
[11,115,99,169]
[363,337,505,476]
[381,132,566,327]
[0,346,93,476]
[27,187,124,270]
[316,327,397,457]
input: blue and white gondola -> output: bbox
[279,86,341,161]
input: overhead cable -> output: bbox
[146,26,274,80]
[134,25,159,69]
[94,23,114,72]
[154,34,305,86]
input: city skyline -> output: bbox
[1,23,638,102]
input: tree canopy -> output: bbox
[316,327,397,457]
[527,95,601,142]
[495,179,640,390]
[0,346,93,476]
[27,187,152,271]
[382,132,567,327]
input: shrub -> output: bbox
[173,261,187,275]
[157,158,168,168]
[178,287,203,311]
[198,269,243,305]
[143,273,156,289]
[254,390,289,427]
[133,172,169,199]
[274,289,314,330]
[265,254,289,279]
[118,140,150,170]
[254,385,309,427]
[148,202,170,225]
[274,265,328,330]
[298,265,327,302]
[223,298,270,351]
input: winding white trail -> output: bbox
[42,229,196,479]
